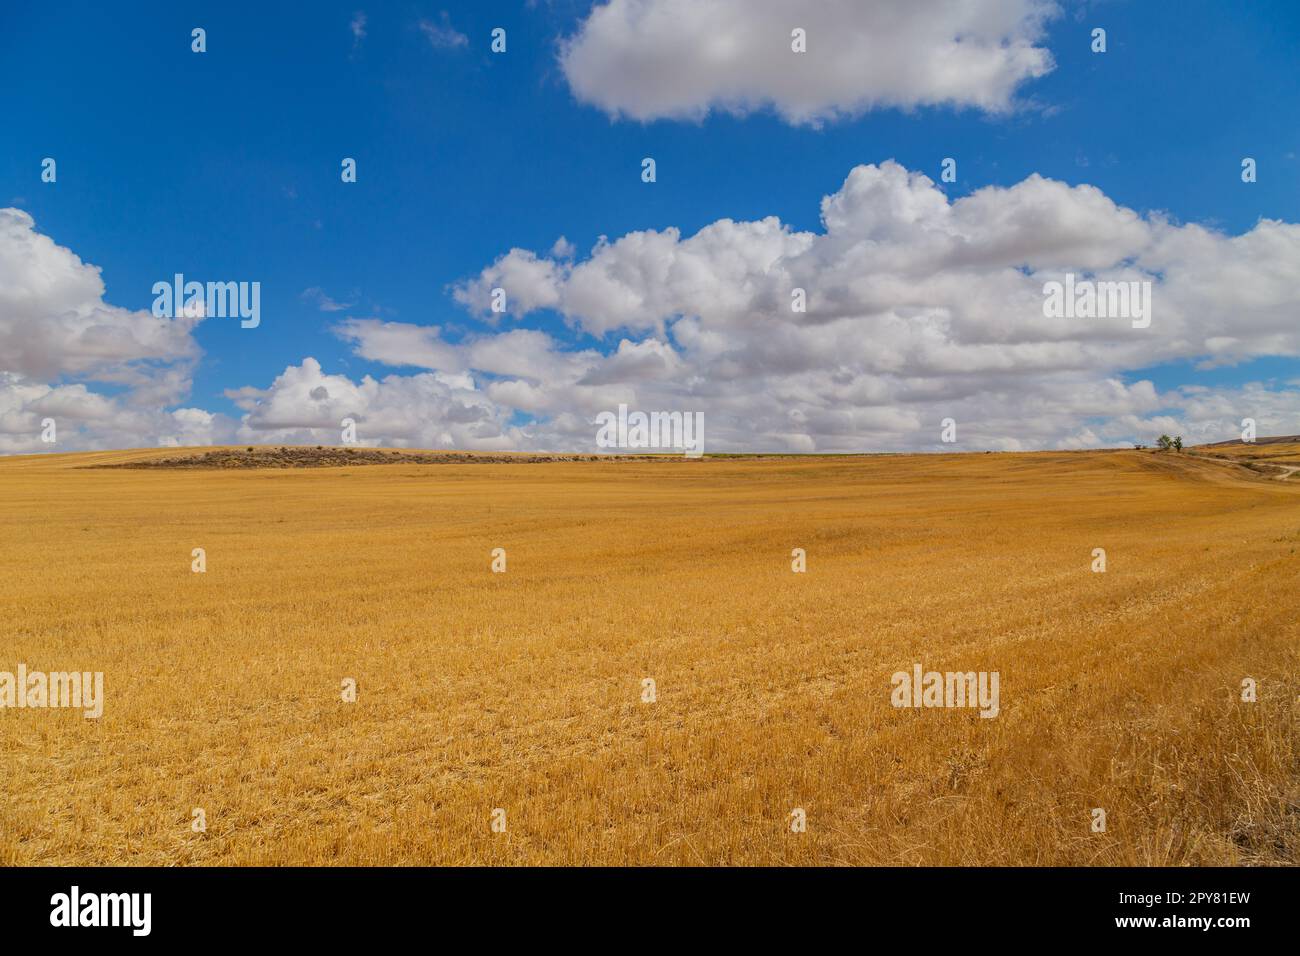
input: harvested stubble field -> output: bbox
[1,445,1297,866]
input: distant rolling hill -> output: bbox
[1197,434,1300,448]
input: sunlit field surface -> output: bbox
[1,446,1297,866]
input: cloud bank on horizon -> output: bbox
[2,1,1298,454]
[5,157,1299,454]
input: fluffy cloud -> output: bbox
[0,209,200,384]
[0,208,226,453]
[559,0,1058,124]
[452,249,565,319]
[225,357,530,450]
[7,158,1300,456]
[430,160,1300,452]
[0,372,236,454]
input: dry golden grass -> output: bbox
[1,446,1297,866]
[1193,440,1300,479]
[1197,442,1300,460]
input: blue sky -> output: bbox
[1,0,1298,452]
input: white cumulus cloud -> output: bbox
[0,208,228,453]
[559,0,1058,125]
[430,161,1300,452]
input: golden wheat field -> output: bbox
[1,445,1297,866]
